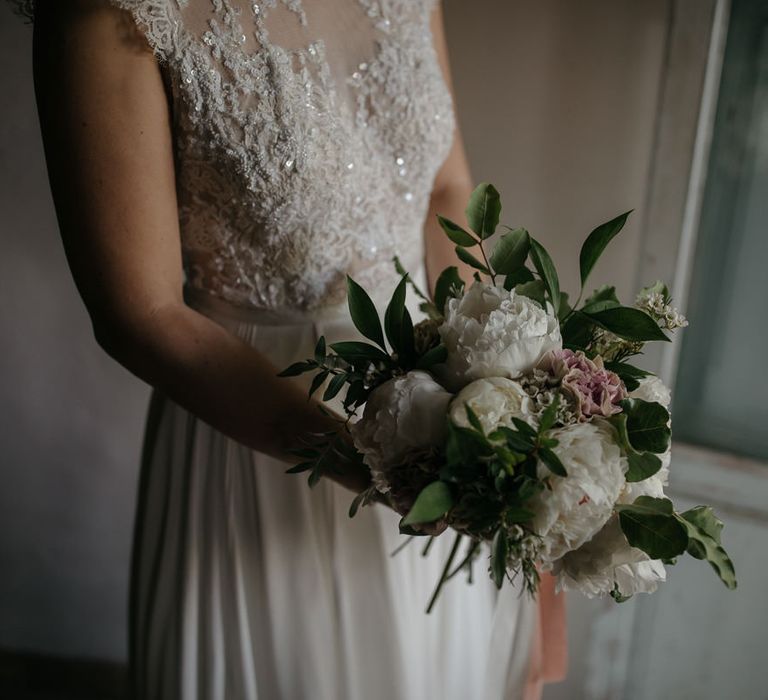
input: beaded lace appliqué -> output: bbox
[20,0,456,311]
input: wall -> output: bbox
[0,0,670,666]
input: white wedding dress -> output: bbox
[20,1,543,698]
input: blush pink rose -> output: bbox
[539,349,626,420]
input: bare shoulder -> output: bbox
[33,0,157,73]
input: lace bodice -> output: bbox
[18,0,456,311]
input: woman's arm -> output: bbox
[424,3,477,291]
[33,0,370,492]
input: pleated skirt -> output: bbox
[129,287,542,700]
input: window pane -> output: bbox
[674,0,768,461]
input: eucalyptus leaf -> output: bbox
[456,245,490,274]
[586,306,670,342]
[402,481,454,526]
[489,228,530,274]
[619,398,671,454]
[579,211,632,287]
[465,182,501,239]
[529,238,560,312]
[346,276,386,349]
[437,215,478,247]
[608,412,664,482]
[675,509,737,589]
[615,496,689,560]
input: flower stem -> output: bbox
[477,240,497,285]
[426,532,463,614]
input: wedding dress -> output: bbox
[17,1,566,697]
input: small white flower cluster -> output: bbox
[636,291,688,331]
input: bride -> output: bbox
[26,1,565,698]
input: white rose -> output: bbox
[438,282,562,390]
[553,515,666,598]
[628,375,671,407]
[449,377,537,434]
[530,421,625,564]
[350,371,452,492]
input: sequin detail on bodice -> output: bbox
[110,0,454,311]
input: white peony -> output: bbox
[628,375,671,407]
[530,421,626,564]
[553,515,666,598]
[438,282,562,390]
[449,377,537,434]
[619,375,673,503]
[350,371,452,492]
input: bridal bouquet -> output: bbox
[280,184,736,611]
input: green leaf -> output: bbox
[277,360,316,377]
[608,412,664,482]
[539,446,567,476]
[437,215,478,247]
[489,228,530,274]
[348,490,367,518]
[465,182,501,239]
[416,343,448,369]
[605,362,652,392]
[605,362,653,379]
[586,306,670,342]
[464,403,485,434]
[329,341,390,364]
[557,291,572,321]
[584,284,621,306]
[322,373,347,401]
[314,336,326,363]
[538,395,560,433]
[455,245,490,274]
[620,398,671,454]
[503,507,535,524]
[384,275,408,354]
[676,507,737,589]
[681,505,723,544]
[402,481,454,526]
[346,276,386,349]
[490,528,508,588]
[489,426,535,453]
[561,310,596,350]
[529,238,561,312]
[503,266,535,291]
[579,211,632,287]
[308,370,330,398]
[515,280,547,308]
[285,461,314,474]
[615,496,689,560]
[434,266,464,315]
[512,418,538,440]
